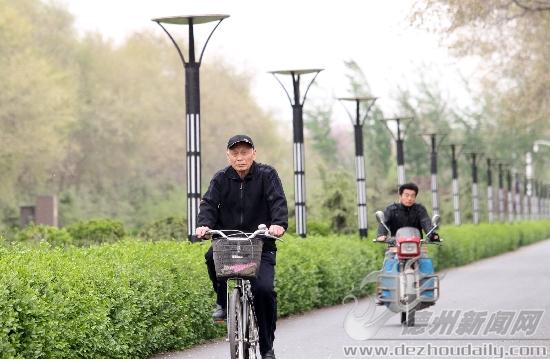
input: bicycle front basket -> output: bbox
[212,237,263,279]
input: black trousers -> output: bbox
[205,246,277,355]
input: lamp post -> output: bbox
[514,171,522,221]
[507,168,513,222]
[545,184,547,218]
[270,69,323,238]
[487,158,495,223]
[153,14,229,242]
[533,140,550,219]
[380,117,414,186]
[338,96,377,238]
[497,163,505,222]
[423,133,446,217]
[523,170,529,220]
[526,152,534,219]
[449,144,462,225]
[466,152,481,224]
[535,181,541,219]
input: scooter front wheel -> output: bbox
[401,311,415,327]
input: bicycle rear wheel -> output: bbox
[228,288,242,359]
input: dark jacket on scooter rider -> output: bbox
[376,202,433,239]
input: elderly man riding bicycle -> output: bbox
[196,134,288,359]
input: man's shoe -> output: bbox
[262,349,276,359]
[212,304,226,322]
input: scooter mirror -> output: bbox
[432,214,441,227]
[375,210,386,224]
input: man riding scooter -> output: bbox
[375,183,440,307]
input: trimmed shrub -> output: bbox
[65,219,125,246]
[138,217,186,241]
[307,221,332,236]
[0,240,222,358]
[430,221,550,270]
[277,235,379,314]
[14,224,72,248]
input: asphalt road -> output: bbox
[152,239,550,359]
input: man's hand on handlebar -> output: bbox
[429,232,440,242]
[196,226,210,238]
[376,235,387,242]
[269,224,285,237]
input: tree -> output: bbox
[411,0,550,180]
[304,103,339,166]
[0,0,77,221]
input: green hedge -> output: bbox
[432,221,550,270]
[0,220,548,358]
[137,217,186,241]
[0,241,220,358]
[3,219,126,249]
[65,219,126,246]
[13,224,73,248]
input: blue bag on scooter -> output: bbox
[419,256,435,300]
[380,256,398,302]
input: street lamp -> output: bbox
[153,14,229,242]
[497,162,506,222]
[448,144,462,225]
[380,117,414,186]
[533,139,550,218]
[507,168,513,222]
[534,180,540,219]
[338,96,377,238]
[514,170,522,221]
[486,158,495,223]
[526,152,534,219]
[423,133,446,217]
[270,69,323,238]
[465,152,482,224]
[523,169,530,220]
[533,140,550,153]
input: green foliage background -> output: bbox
[1,0,548,234]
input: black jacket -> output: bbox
[377,202,433,238]
[197,162,288,251]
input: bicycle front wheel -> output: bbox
[228,288,242,359]
[245,298,258,359]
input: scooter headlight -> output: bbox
[400,242,419,255]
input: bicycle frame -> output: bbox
[207,225,277,359]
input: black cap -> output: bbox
[227,134,254,149]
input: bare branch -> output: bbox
[512,0,550,12]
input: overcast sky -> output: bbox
[61,0,477,126]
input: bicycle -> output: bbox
[206,224,279,359]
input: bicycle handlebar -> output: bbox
[204,225,281,241]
